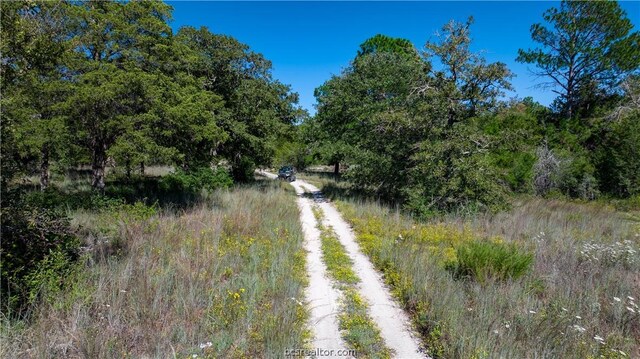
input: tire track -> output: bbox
[260,171,426,358]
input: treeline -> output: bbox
[304,1,640,216]
[1,1,303,192]
[0,0,302,317]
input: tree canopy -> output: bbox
[517,0,640,119]
[1,1,304,190]
[310,8,639,215]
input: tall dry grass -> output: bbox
[334,196,639,358]
[1,182,308,358]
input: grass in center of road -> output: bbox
[311,205,391,359]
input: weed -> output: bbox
[331,195,639,358]
[2,183,308,358]
[448,240,533,283]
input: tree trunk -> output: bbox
[40,145,50,191]
[334,162,340,177]
[139,161,145,176]
[92,144,106,192]
[125,158,132,179]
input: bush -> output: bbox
[447,240,533,283]
[230,157,256,183]
[595,110,640,197]
[533,145,561,196]
[25,188,125,212]
[556,151,600,200]
[491,150,536,193]
[407,130,510,216]
[0,192,80,317]
[159,167,232,193]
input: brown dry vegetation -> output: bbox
[1,181,308,358]
[303,173,640,358]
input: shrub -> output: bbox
[448,240,533,283]
[25,188,125,212]
[556,151,600,200]
[491,150,536,193]
[159,167,232,193]
[533,145,561,196]
[115,201,158,222]
[0,192,80,317]
[230,157,256,182]
[595,110,640,197]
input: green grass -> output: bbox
[448,240,533,283]
[303,173,640,358]
[312,205,391,359]
[313,206,358,284]
[339,288,391,359]
[1,181,309,358]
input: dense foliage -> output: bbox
[0,190,79,317]
[309,2,640,215]
[0,0,302,317]
[1,1,303,190]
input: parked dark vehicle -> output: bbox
[278,166,297,182]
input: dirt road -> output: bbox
[260,172,426,358]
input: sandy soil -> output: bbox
[261,171,347,356]
[259,171,426,358]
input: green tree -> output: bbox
[63,0,175,190]
[424,17,513,121]
[176,26,303,181]
[314,43,428,194]
[517,0,640,118]
[407,18,514,213]
[0,1,73,190]
[594,77,640,197]
[357,34,418,60]
[313,27,514,212]
[155,76,228,170]
[481,98,547,193]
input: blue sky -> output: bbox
[168,1,640,115]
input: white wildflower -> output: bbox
[575,315,582,319]
[290,297,303,306]
[614,297,621,302]
[572,324,586,333]
[561,307,568,312]
[628,296,635,301]
[505,323,511,329]
[594,335,604,342]
[626,306,636,313]
[199,342,212,349]
[493,330,499,334]
[529,310,537,314]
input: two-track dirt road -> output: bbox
[260,171,426,358]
